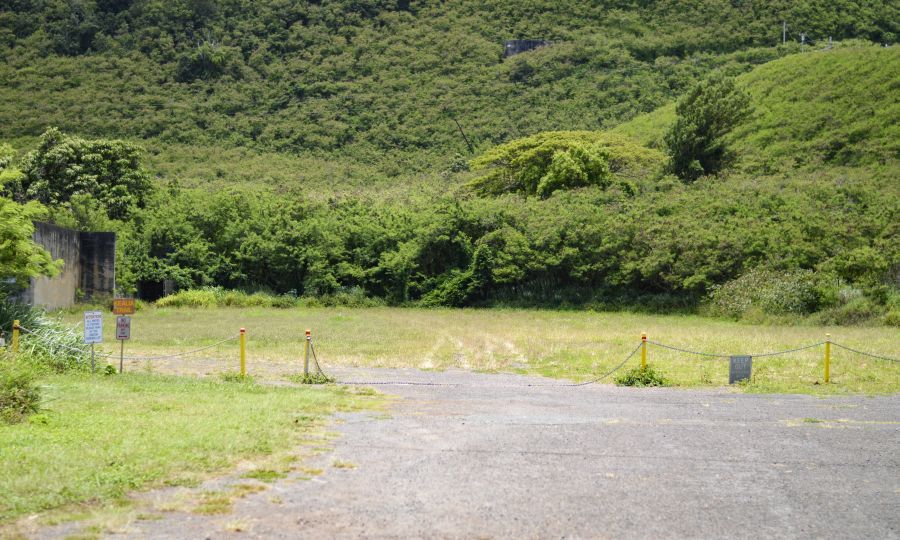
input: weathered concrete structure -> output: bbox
[17,222,116,309]
[504,39,551,57]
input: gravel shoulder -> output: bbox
[33,368,900,539]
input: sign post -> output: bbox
[112,299,135,373]
[83,311,103,373]
[113,298,136,315]
[116,316,131,373]
[729,355,752,384]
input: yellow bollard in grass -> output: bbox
[240,327,246,377]
[12,319,20,353]
[824,333,831,384]
[641,332,647,370]
[304,329,311,376]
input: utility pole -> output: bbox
[783,21,787,45]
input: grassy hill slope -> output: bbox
[614,44,899,175]
[0,4,897,319]
[0,1,896,193]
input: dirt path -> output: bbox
[37,368,900,539]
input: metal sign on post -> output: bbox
[84,311,103,343]
[116,316,130,373]
[729,355,752,384]
[83,311,103,373]
[113,298,136,315]
[116,316,131,340]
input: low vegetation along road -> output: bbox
[40,368,898,539]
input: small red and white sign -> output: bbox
[116,316,131,340]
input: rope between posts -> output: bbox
[648,340,827,359]
[116,335,239,361]
[334,342,644,388]
[17,325,239,361]
[831,342,899,363]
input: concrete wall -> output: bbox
[80,231,116,299]
[20,222,116,310]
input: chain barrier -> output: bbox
[831,342,899,363]
[648,340,828,359]
[647,341,729,359]
[334,342,644,388]
[17,325,239,362]
[114,335,239,361]
[308,340,325,375]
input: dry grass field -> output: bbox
[59,307,899,395]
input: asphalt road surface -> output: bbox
[42,368,900,539]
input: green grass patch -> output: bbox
[0,373,382,524]
[241,469,287,483]
[0,360,41,424]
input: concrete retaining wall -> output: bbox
[19,222,116,309]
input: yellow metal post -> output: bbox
[239,327,246,377]
[824,333,831,384]
[12,320,20,353]
[304,329,311,376]
[641,332,647,370]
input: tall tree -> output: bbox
[665,72,752,182]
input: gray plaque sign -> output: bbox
[729,355,752,384]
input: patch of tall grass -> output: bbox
[1,299,89,373]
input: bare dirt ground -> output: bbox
[34,368,900,539]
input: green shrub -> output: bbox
[882,310,900,327]
[707,267,821,319]
[468,131,665,197]
[665,72,752,181]
[812,296,887,326]
[0,359,41,424]
[615,365,669,387]
[290,372,335,385]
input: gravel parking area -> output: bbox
[38,368,900,539]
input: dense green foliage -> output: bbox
[469,131,662,197]
[1,1,894,188]
[4,128,152,220]
[0,2,897,322]
[0,197,59,288]
[665,73,752,181]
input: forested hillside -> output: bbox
[0,1,897,323]
[1,0,896,188]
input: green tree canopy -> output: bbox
[0,197,60,289]
[469,131,664,198]
[6,128,152,222]
[665,72,752,182]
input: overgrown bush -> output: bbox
[810,297,888,326]
[706,267,822,319]
[290,372,335,385]
[665,72,752,181]
[0,359,41,424]
[615,365,669,387]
